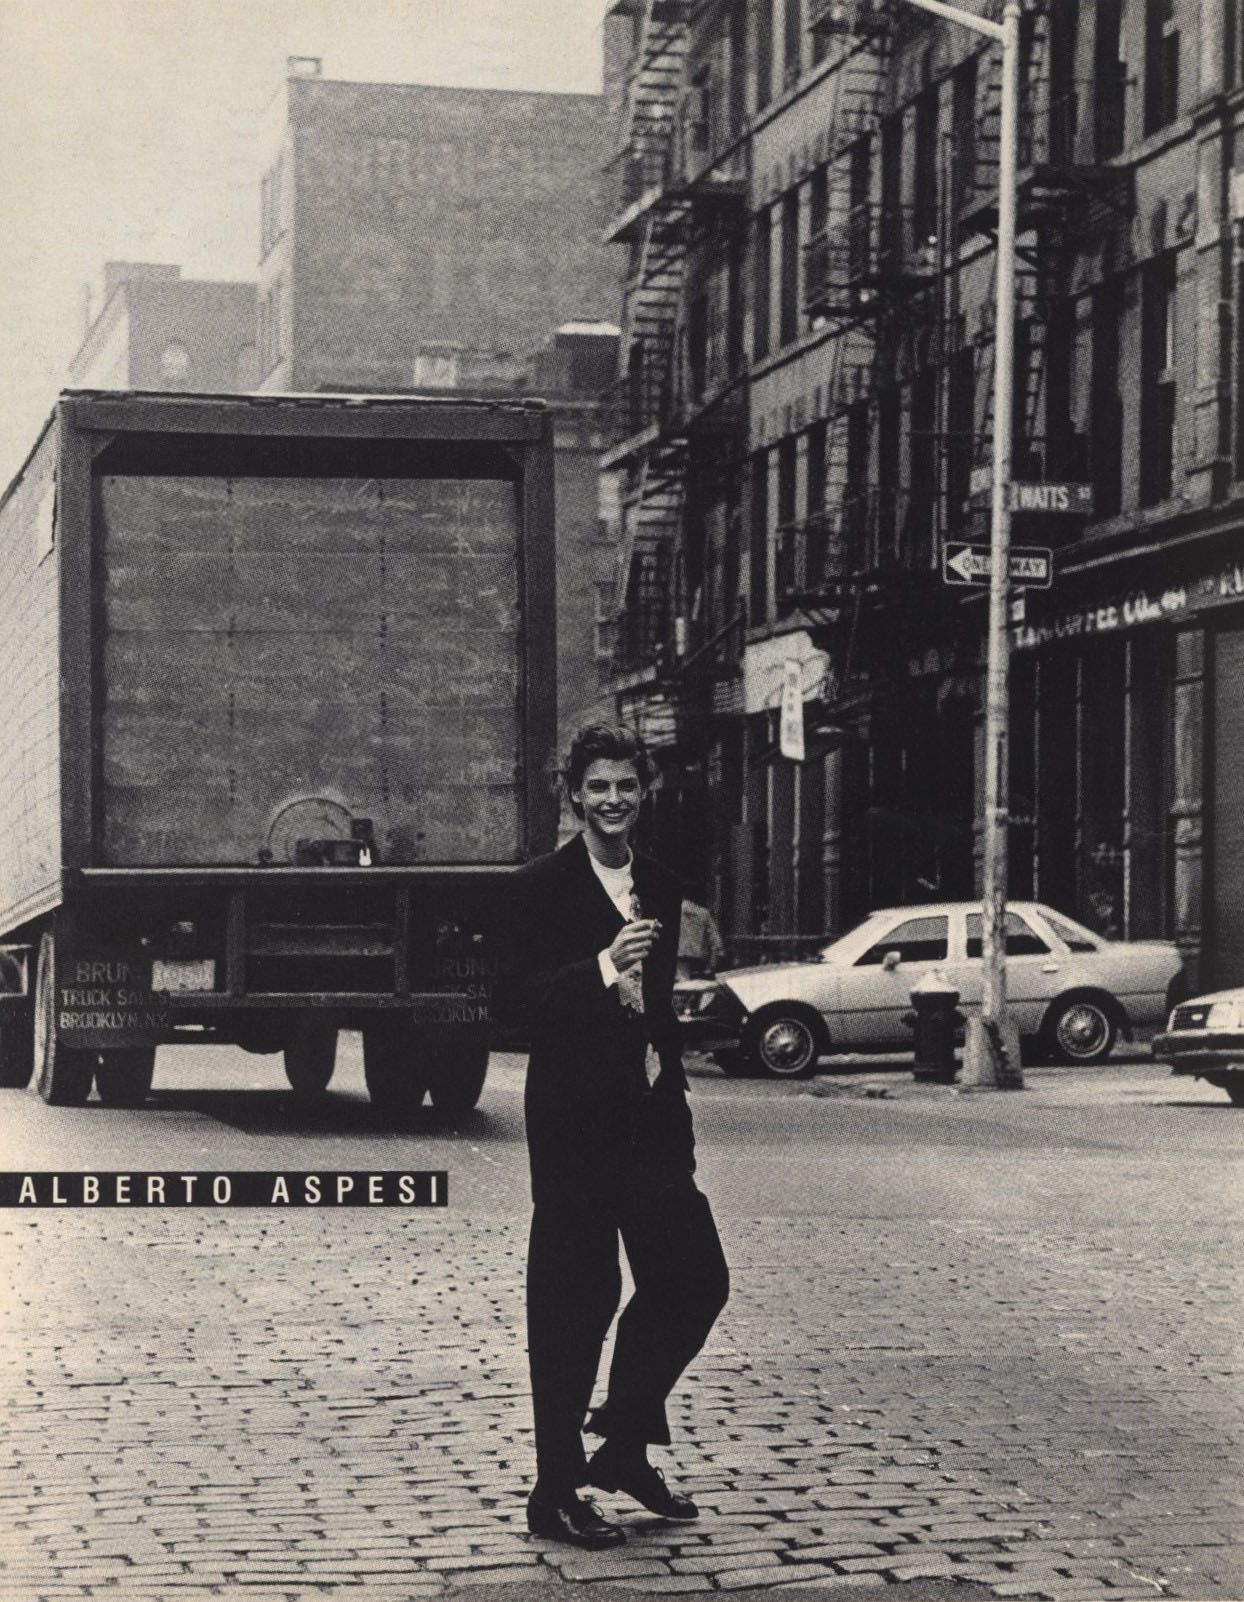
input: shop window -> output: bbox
[753,208,772,362]
[777,435,797,529]
[1140,256,1176,507]
[855,916,949,965]
[779,191,800,346]
[965,912,1051,960]
[1143,0,1180,135]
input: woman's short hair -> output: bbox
[565,723,654,818]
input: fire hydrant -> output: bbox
[903,969,963,1084]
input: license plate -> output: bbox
[152,959,217,993]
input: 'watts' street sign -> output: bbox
[943,542,1053,588]
[1008,480,1093,514]
[969,472,1094,514]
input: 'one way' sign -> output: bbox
[943,542,1053,588]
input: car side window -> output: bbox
[1042,912,1100,953]
[854,916,949,966]
[965,912,1051,959]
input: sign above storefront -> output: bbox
[1013,560,1244,651]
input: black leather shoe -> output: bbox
[587,1446,699,1521]
[526,1491,627,1549]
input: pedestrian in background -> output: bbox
[498,723,729,1551]
[678,887,725,979]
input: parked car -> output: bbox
[674,902,1185,1078]
[1152,988,1244,1104]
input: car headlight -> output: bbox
[1207,999,1240,1030]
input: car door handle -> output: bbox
[1040,964,1060,973]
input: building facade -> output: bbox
[70,263,257,392]
[601,0,1244,987]
[254,62,620,395]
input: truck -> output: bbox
[0,390,557,1116]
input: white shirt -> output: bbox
[587,848,634,989]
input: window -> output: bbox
[855,916,949,965]
[593,582,617,681]
[1042,913,1101,954]
[912,87,939,253]
[753,208,772,361]
[1090,283,1123,518]
[1095,0,1126,159]
[777,435,797,529]
[756,0,773,111]
[946,343,974,529]
[727,238,746,377]
[260,151,286,258]
[965,912,1051,959]
[779,191,800,346]
[1140,256,1176,507]
[728,0,747,134]
[1144,0,1179,134]
[951,57,977,209]
[784,0,803,89]
[749,450,769,624]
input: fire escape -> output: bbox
[783,0,1133,638]
[601,0,749,745]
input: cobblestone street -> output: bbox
[1,1048,1241,1602]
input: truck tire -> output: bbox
[33,931,94,1107]
[284,1019,337,1099]
[426,1039,489,1116]
[0,1006,35,1089]
[95,1048,156,1108]
[362,1015,427,1122]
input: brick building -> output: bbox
[254,62,619,395]
[69,263,257,392]
[600,0,1244,988]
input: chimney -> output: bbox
[287,55,322,77]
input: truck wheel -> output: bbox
[0,1006,35,1088]
[284,1019,337,1099]
[426,1039,489,1116]
[95,1048,156,1108]
[362,1015,427,1122]
[33,931,94,1107]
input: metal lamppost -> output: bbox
[897,0,1024,1086]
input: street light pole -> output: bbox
[897,0,1023,1087]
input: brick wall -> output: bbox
[284,79,618,392]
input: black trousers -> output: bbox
[526,1179,729,1498]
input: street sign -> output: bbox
[943,541,1053,588]
[966,474,1093,516]
[1008,480,1093,515]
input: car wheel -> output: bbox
[743,1006,825,1078]
[1204,1072,1244,1106]
[1041,995,1117,1065]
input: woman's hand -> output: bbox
[608,919,661,974]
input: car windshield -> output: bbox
[820,913,892,966]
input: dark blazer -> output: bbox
[496,832,696,1209]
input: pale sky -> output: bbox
[0,0,612,486]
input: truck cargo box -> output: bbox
[0,391,556,921]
